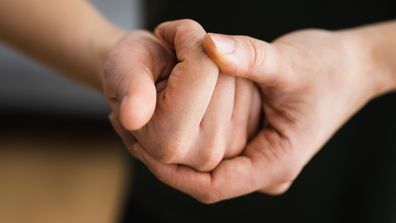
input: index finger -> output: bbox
[153,19,219,131]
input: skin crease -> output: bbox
[1,0,396,205]
[122,20,396,203]
[106,20,262,172]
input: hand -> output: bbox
[201,29,383,196]
[128,28,389,203]
[104,19,261,172]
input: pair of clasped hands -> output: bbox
[104,19,379,203]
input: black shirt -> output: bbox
[126,1,396,223]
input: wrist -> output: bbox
[91,24,126,92]
[337,22,396,99]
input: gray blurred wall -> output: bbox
[0,0,143,117]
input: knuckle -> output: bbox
[232,129,247,152]
[225,137,246,158]
[240,36,280,80]
[156,149,178,164]
[245,36,265,72]
[197,151,222,172]
[195,185,221,204]
[156,137,187,164]
[217,53,241,75]
[178,19,200,29]
[224,122,247,158]
[194,163,224,205]
[195,140,224,172]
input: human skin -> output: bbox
[0,0,261,171]
[2,0,396,205]
[128,21,396,203]
[106,20,261,172]
[0,0,123,90]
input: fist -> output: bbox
[105,19,261,172]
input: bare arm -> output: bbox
[346,21,396,94]
[0,0,124,90]
[126,20,396,203]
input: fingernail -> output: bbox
[209,33,235,54]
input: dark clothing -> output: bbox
[125,1,396,222]
[144,0,395,40]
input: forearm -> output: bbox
[341,20,396,97]
[0,0,125,91]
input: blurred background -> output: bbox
[1,1,396,223]
[0,0,141,115]
[0,1,142,223]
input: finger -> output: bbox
[200,74,235,130]
[104,31,174,130]
[181,73,235,171]
[224,78,255,158]
[206,129,298,201]
[136,145,278,203]
[247,84,262,140]
[202,33,282,84]
[130,143,218,203]
[153,19,219,131]
[133,130,293,203]
[111,107,218,202]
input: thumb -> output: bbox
[203,33,281,83]
[103,31,175,131]
[105,58,158,131]
[118,65,157,131]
